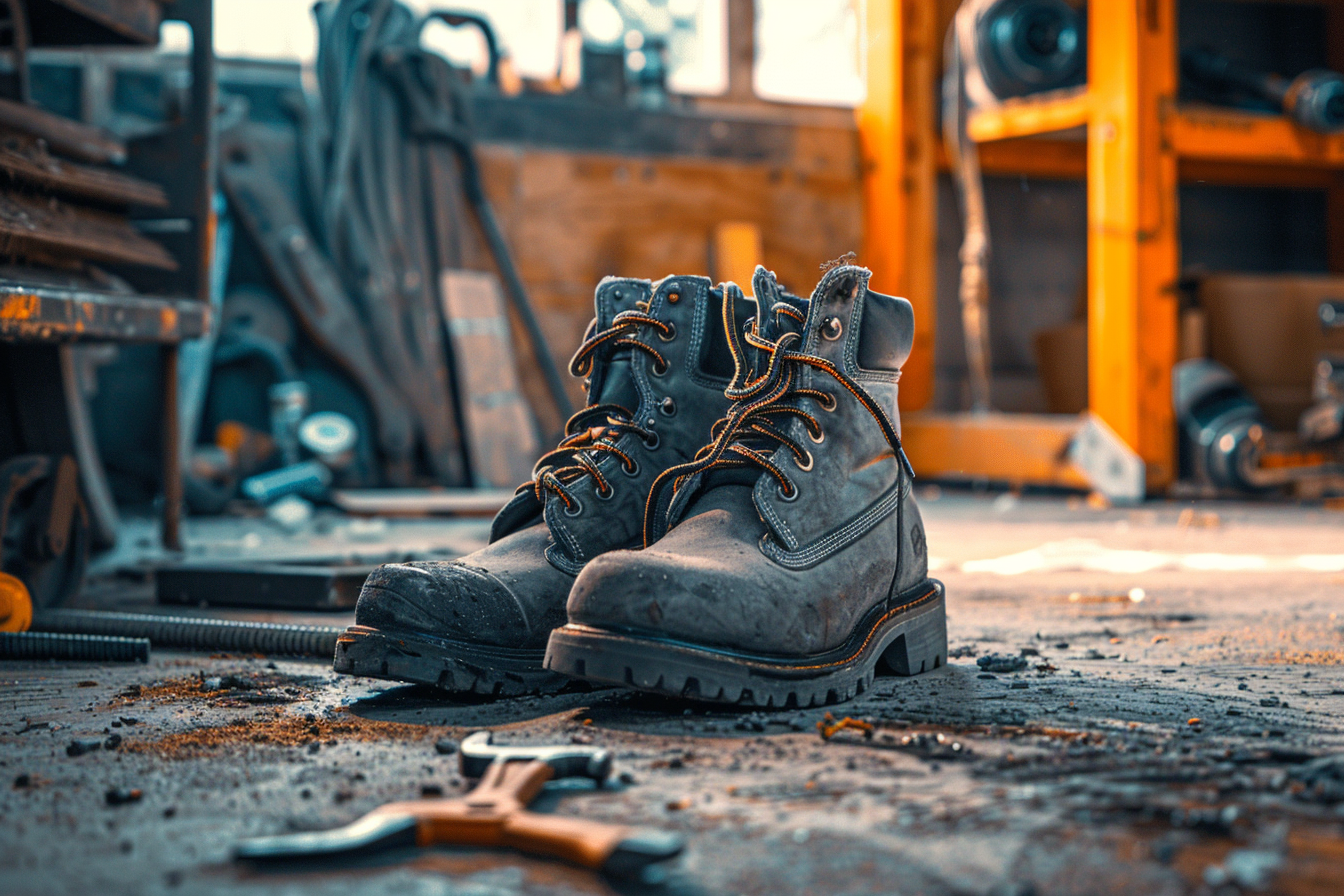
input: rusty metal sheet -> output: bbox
[0,282,207,343]
[0,135,167,207]
[0,190,177,269]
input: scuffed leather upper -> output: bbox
[567,264,928,657]
[353,275,744,649]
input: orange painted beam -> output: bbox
[1087,0,1178,489]
[858,0,937,411]
[966,87,1092,143]
[901,412,1092,490]
[1172,106,1344,167]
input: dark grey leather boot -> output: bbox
[545,264,946,707]
[334,275,744,694]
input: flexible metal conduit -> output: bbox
[0,631,150,662]
[30,610,343,658]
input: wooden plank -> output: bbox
[28,0,163,45]
[0,189,177,269]
[0,98,126,165]
[440,269,542,488]
[711,221,762,292]
[0,135,167,207]
[475,146,863,425]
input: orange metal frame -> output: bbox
[862,0,1344,493]
[858,0,937,411]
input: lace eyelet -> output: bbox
[563,497,584,517]
[644,431,661,451]
[658,322,677,342]
[659,397,677,417]
[622,459,640,477]
[777,483,799,502]
[821,316,843,341]
[809,427,826,445]
[667,291,680,304]
[595,484,615,501]
[819,392,837,412]
[794,450,813,472]
[651,361,669,377]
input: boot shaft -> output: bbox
[492,274,749,571]
[747,263,916,553]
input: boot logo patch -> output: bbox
[911,522,926,558]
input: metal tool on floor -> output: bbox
[235,731,684,881]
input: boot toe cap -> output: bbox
[355,561,529,645]
[568,549,810,653]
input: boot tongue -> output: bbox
[593,352,637,416]
[684,268,809,503]
[748,266,808,376]
[585,277,652,419]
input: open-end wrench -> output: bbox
[235,731,683,881]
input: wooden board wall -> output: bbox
[476,138,863,435]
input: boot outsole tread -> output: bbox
[333,625,566,696]
[545,580,946,707]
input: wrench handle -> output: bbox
[500,810,631,869]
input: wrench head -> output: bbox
[459,731,613,782]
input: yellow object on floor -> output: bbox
[0,571,32,632]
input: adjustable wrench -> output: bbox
[235,731,683,880]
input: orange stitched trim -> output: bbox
[778,584,939,671]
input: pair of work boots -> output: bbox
[334,263,946,708]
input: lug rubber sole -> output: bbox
[544,579,946,707]
[333,625,568,696]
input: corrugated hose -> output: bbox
[30,610,343,658]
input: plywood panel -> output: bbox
[475,143,863,433]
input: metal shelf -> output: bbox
[965,87,1090,143]
[0,281,208,344]
[968,96,1344,171]
[1172,106,1344,167]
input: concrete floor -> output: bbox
[3,491,1344,895]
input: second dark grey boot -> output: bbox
[545,264,946,707]
[334,275,745,694]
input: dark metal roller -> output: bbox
[1183,47,1344,134]
[0,631,150,663]
[30,610,343,658]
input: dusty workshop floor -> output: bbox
[3,491,1344,896]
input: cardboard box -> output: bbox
[1033,319,1088,414]
[1199,274,1344,430]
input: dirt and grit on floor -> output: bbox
[2,493,1343,895]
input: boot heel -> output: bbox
[879,583,947,676]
